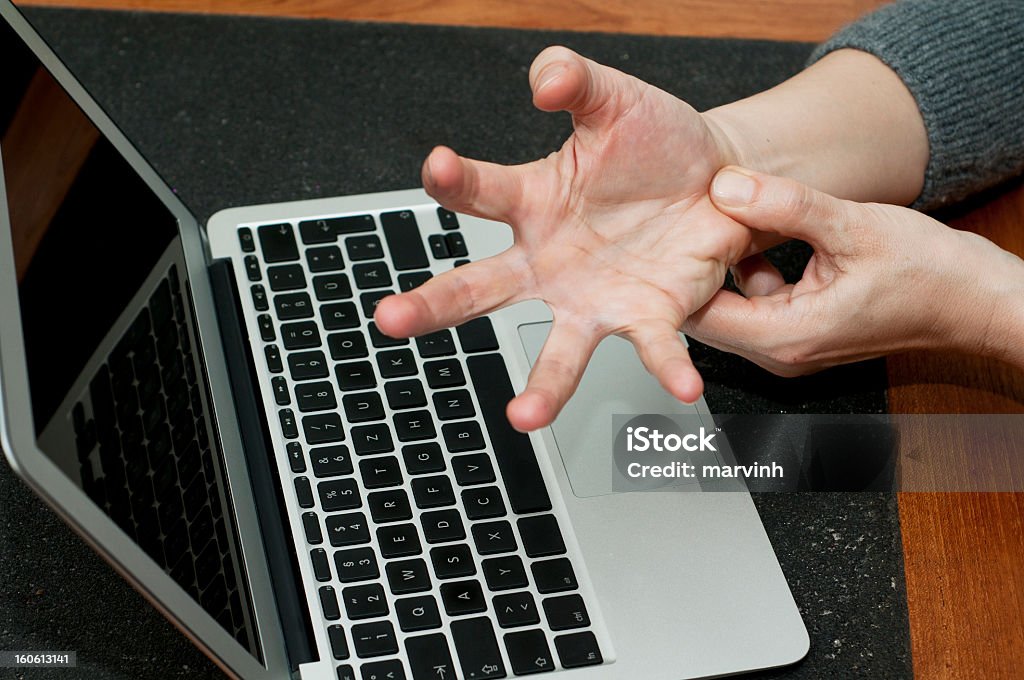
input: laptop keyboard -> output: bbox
[239,208,605,678]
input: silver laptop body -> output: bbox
[0,3,807,679]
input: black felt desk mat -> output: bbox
[0,8,910,679]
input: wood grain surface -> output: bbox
[16,1,1024,678]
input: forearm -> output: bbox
[705,49,928,206]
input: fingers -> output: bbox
[730,253,787,297]
[710,166,858,248]
[374,253,525,338]
[528,46,640,129]
[422,145,527,224]
[507,320,600,432]
[627,322,704,404]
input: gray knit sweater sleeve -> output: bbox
[810,0,1024,210]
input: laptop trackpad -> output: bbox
[518,322,704,498]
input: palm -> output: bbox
[376,47,746,431]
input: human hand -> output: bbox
[375,46,754,431]
[684,166,1024,376]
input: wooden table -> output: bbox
[18,1,1024,677]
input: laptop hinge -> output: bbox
[208,257,316,671]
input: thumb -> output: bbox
[529,46,641,129]
[710,166,857,249]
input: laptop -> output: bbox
[0,3,808,679]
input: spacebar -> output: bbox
[467,353,552,514]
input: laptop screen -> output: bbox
[1,18,262,661]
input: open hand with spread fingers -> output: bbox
[374,46,755,432]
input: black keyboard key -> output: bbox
[322,301,360,330]
[296,380,338,413]
[360,660,405,680]
[351,424,395,456]
[313,273,353,301]
[350,620,398,658]
[395,596,442,633]
[326,512,370,547]
[482,556,528,592]
[289,350,330,381]
[329,332,368,361]
[467,354,551,513]
[430,544,476,580]
[319,478,362,512]
[377,349,417,379]
[442,421,484,452]
[543,594,590,631]
[402,443,445,475]
[342,583,389,620]
[307,245,345,272]
[456,317,499,353]
[385,380,426,409]
[472,521,517,555]
[518,515,566,558]
[451,617,505,679]
[428,234,450,259]
[311,548,331,581]
[368,489,412,523]
[303,413,345,444]
[336,665,356,680]
[281,321,321,350]
[555,633,602,669]
[258,223,299,263]
[445,232,468,258]
[386,558,432,595]
[244,255,262,282]
[359,456,403,489]
[398,271,431,292]
[352,262,392,289]
[336,360,376,391]
[268,264,305,291]
[251,284,269,311]
[272,376,291,406]
[437,207,459,231]
[346,234,384,261]
[394,410,436,442]
[287,442,307,473]
[415,330,455,358]
[380,210,429,271]
[377,523,421,558]
[432,390,475,421]
[319,585,341,620]
[295,477,314,508]
[300,215,375,244]
[440,580,486,616]
[453,259,470,267]
[411,475,455,509]
[264,344,283,373]
[238,227,256,252]
[279,408,299,439]
[360,290,393,318]
[494,592,540,628]
[328,624,350,660]
[423,359,465,389]
[274,292,314,320]
[311,444,354,477]
[367,325,406,351]
[463,486,506,520]
[302,511,323,545]
[451,453,495,486]
[405,634,456,680]
[343,392,385,423]
[258,314,276,342]
[505,629,553,675]
[334,547,379,583]
[421,509,465,544]
[532,558,578,594]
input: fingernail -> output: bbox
[712,169,757,206]
[536,64,565,92]
[423,157,435,187]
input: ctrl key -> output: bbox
[554,631,603,668]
